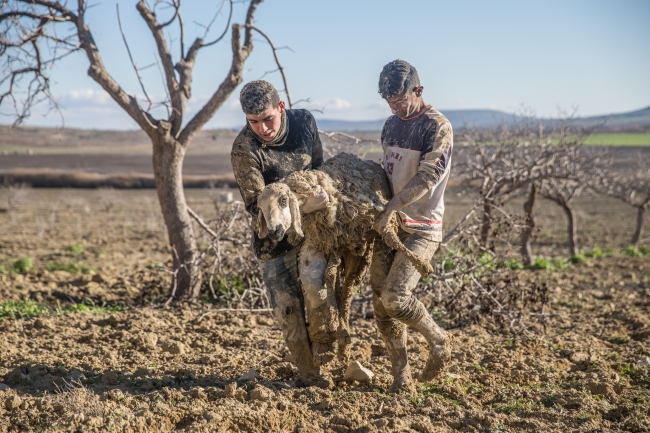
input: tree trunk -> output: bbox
[558,199,578,256]
[480,201,492,249]
[632,205,646,246]
[151,133,202,300]
[521,183,538,266]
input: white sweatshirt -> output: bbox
[381,106,453,241]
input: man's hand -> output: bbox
[303,185,329,214]
[373,209,395,234]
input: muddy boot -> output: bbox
[384,330,412,393]
[420,332,453,382]
[272,296,321,379]
[376,315,411,393]
[282,335,320,380]
[306,304,337,367]
[404,302,450,382]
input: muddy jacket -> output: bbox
[231,109,324,259]
[381,106,453,241]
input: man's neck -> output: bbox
[401,99,429,120]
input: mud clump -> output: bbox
[5,395,21,410]
[100,370,119,385]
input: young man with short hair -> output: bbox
[371,60,454,393]
[231,80,332,387]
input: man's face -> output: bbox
[386,86,423,119]
[246,101,285,142]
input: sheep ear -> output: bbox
[287,193,304,245]
[257,209,268,239]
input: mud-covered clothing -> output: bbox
[370,234,439,329]
[381,106,453,241]
[231,109,324,259]
[259,247,319,378]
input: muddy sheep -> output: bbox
[256,152,432,361]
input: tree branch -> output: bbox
[75,0,157,133]
[245,25,292,107]
[116,3,153,111]
[203,0,233,47]
[178,0,262,145]
[158,0,180,28]
[136,0,181,133]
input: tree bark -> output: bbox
[559,200,578,256]
[480,201,492,249]
[521,183,538,266]
[152,129,201,300]
[631,189,650,246]
[632,205,646,246]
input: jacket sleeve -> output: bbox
[418,117,453,188]
[231,149,266,217]
[309,112,324,169]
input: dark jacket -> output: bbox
[231,109,323,259]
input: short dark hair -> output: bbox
[239,80,280,115]
[378,60,421,99]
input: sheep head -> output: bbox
[256,182,304,246]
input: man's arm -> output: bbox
[231,150,265,217]
[373,119,453,232]
[310,113,324,169]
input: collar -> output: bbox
[397,105,432,122]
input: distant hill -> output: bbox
[315,106,650,132]
[570,105,650,130]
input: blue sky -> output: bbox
[3,0,650,129]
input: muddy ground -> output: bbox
[0,188,649,433]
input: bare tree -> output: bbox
[458,113,601,262]
[598,155,650,246]
[520,181,539,265]
[1,0,265,300]
[460,117,559,252]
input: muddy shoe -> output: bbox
[295,375,334,390]
[419,336,452,382]
[312,342,336,366]
[387,364,413,394]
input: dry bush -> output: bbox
[46,381,104,425]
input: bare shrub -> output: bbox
[46,381,104,425]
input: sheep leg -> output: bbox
[382,216,434,276]
[335,249,372,362]
[322,252,341,333]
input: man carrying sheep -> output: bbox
[231,80,332,388]
[371,60,454,393]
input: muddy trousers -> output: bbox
[370,231,448,388]
[297,239,337,365]
[259,248,320,379]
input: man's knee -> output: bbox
[381,293,423,322]
[298,243,328,308]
